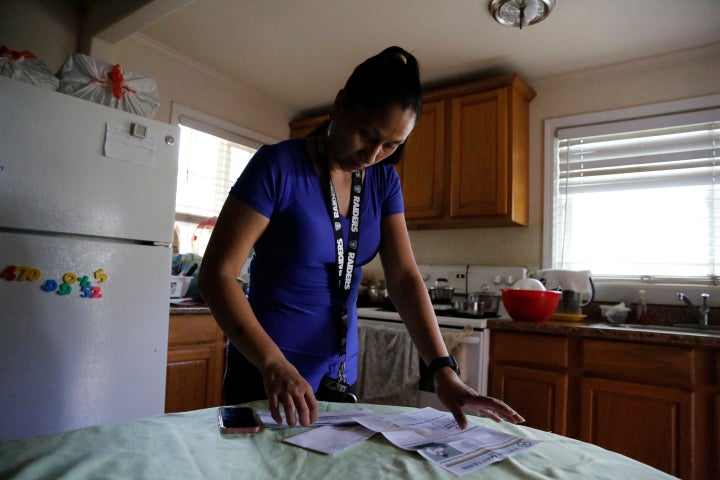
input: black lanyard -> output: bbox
[317,134,363,376]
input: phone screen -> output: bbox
[218,406,262,434]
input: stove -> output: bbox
[357,306,493,329]
[417,264,526,291]
[356,265,526,410]
[357,303,500,329]
[358,264,527,328]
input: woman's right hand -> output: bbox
[261,359,319,427]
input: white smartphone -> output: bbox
[217,406,263,434]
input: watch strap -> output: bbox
[428,355,460,376]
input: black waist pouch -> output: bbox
[315,374,358,403]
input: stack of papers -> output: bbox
[260,408,538,476]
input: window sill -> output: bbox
[595,281,720,307]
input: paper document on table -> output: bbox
[354,407,481,449]
[283,425,377,455]
[258,409,373,429]
[416,428,539,475]
[355,407,538,476]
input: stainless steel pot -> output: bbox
[453,299,483,316]
[429,278,454,303]
[468,291,500,314]
[429,286,454,303]
[368,282,389,303]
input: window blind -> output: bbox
[175,124,255,219]
[552,108,720,281]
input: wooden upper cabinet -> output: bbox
[450,88,509,219]
[289,115,327,138]
[395,99,446,220]
[288,74,535,229]
[438,75,533,228]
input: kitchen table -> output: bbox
[0,401,676,479]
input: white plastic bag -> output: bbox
[57,53,160,118]
[0,45,59,90]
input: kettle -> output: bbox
[538,269,595,315]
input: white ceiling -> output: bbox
[136,0,720,115]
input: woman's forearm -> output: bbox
[385,268,449,365]
[200,269,286,371]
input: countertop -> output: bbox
[169,302,720,348]
[170,301,211,315]
[487,318,720,348]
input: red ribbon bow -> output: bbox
[108,64,132,99]
[0,45,37,61]
[92,64,137,99]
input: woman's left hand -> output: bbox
[433,368,525,429]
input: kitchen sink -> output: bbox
[596,323,720,334]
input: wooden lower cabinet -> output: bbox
[715,351,720,478]
[492,364,568,435]
[166,313,226,413]
[490,331,570,435]
[580,377,692,476]
[580,339,696,478]
[715,392,720,477]
[489,329,717,480]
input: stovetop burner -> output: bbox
[375,303,499,319]
[453,311,500,319]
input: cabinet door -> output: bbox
[715,393,720,478]
[712,352,720,479]
[580,377,693,479]
[449,88,509,219]
[166,345,224,413]
[491,364,568,435]
[396,99,447,220]
[289,115,327,138]
[166,314,226,413]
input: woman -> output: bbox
[199,46,524,429]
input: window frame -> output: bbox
[543,93,720,306]
[169,102,279,225]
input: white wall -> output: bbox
[0,0,78,72]
[97,34,294,140]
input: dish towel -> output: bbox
[357,322,472,406]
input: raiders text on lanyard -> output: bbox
[329,172,362,292]
[345,192,362,289]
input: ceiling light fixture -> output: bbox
[489,0,555,29]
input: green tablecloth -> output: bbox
[0,401,677,479]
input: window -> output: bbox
[175,125,255,220]
[544,95,720,288]
[170,104,279,255]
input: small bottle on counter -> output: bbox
[636,290,648,322]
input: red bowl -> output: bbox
[501,289,561,323]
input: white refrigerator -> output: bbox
[0,76,179,442]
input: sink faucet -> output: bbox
[676,293,710,326]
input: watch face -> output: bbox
[449,356,460,375]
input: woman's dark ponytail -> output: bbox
[343,46,423,118]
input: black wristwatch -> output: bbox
[428,355,460,376]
